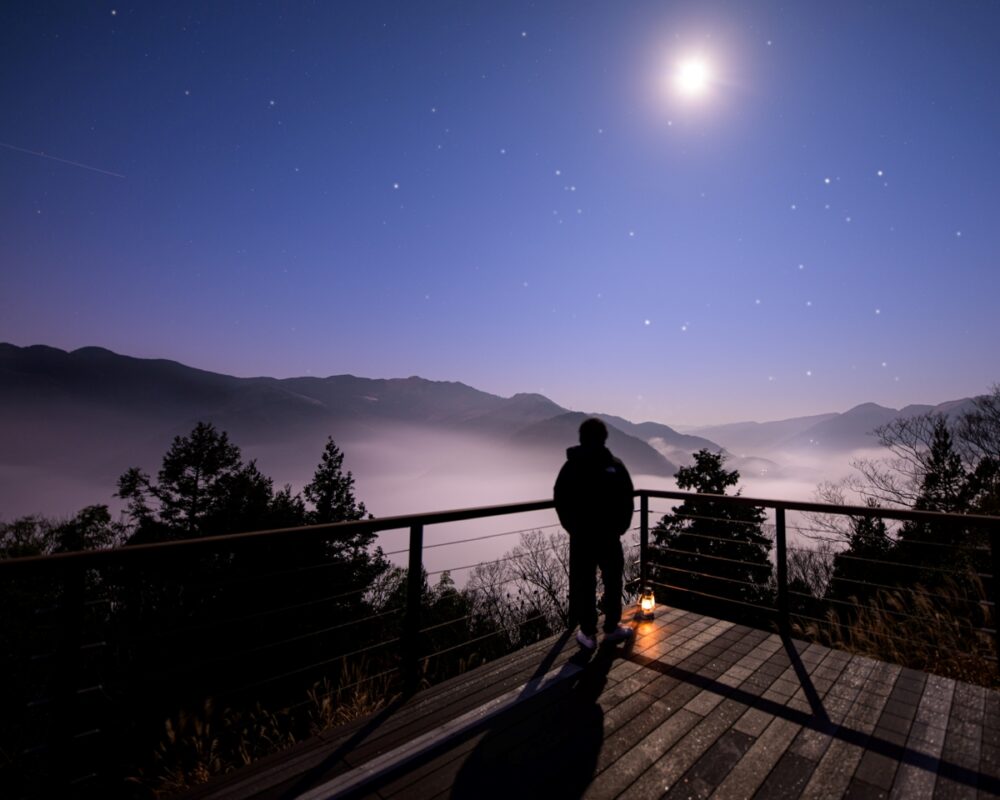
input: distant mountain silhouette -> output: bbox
[0,343,695,516]
[691,398,978,455]
[687,413,839,455]
[512,412,676,477]
[594,413,722,468]
[1,343,984,518]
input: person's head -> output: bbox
[579,417,608,447]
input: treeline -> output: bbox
[0,424,563,797]
[647,387,1000,686]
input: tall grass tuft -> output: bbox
[794,572,997,689]
[144,658,398,795]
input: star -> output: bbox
[111,8,117,15]
[392,182,400,189]
[875,308,881,315]
[521,31,527,38]
[877,169,884,177]
[823,177,831,185]
[644,319,651,326]
[806,370,812,377]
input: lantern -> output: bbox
[638,588,655,620]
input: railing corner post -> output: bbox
[402,523,424,695]
[990,522,1000,677]
[775,507,789,636]
[640,492,650,591]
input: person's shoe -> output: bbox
[576,630,597,650]
[603,625,634,644]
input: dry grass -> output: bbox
[145,658,397,796]
[794,573,998,689]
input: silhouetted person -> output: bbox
[554,418,635,650]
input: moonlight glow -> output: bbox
[675,57,711,96]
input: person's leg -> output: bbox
[569,535,598,636]
[598,536,625,633]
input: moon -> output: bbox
[675,57,711,97]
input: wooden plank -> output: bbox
[889,673,955,800]
[933,679,986,799]
[182,607,1000,800]
[608,698,749,800]
[712,716,803,799]
[798,659,901,799]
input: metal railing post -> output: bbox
[640,492,649,590]
[54,564,86,789]
[991,524,1000,676]
[775,507,789,635]
[403,523,424,695]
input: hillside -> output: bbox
[0,344,688,517]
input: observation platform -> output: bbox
[190,604,1000,800]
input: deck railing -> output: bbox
[1,489,998,797]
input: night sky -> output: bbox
[2,2,998,425]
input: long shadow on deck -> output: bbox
[628,636,999,795]
[448,644,617,798]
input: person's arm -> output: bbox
[554,462,577,533]
[617,463,635,536]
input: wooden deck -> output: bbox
[191,605,1000,799]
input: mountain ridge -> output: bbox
[0,342,986,517]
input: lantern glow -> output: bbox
[639,589,655,619]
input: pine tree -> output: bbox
[895,417,970,574]
[303,437,376,562]
[826,499,893,606]
[651,450,772,621]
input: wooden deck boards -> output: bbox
[191,606,1000,800]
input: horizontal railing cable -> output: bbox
[420,522,564,551]
[212,605,405,664]
[287,666,403,714]
[644,528,775,548]
[786,589,987,629]
[423,613,549,661]
[648,578,777,614]
[786,523,991,553]
[786,610,997,656]
[648,545,769,571]
[822,550,992,579]
[424,543,565,578]
[649,561,771,591]
[225,637,402,699]
[118,582,376,646]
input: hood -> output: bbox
[566,443,614,465]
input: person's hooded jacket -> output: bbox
[554,443,634,537]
